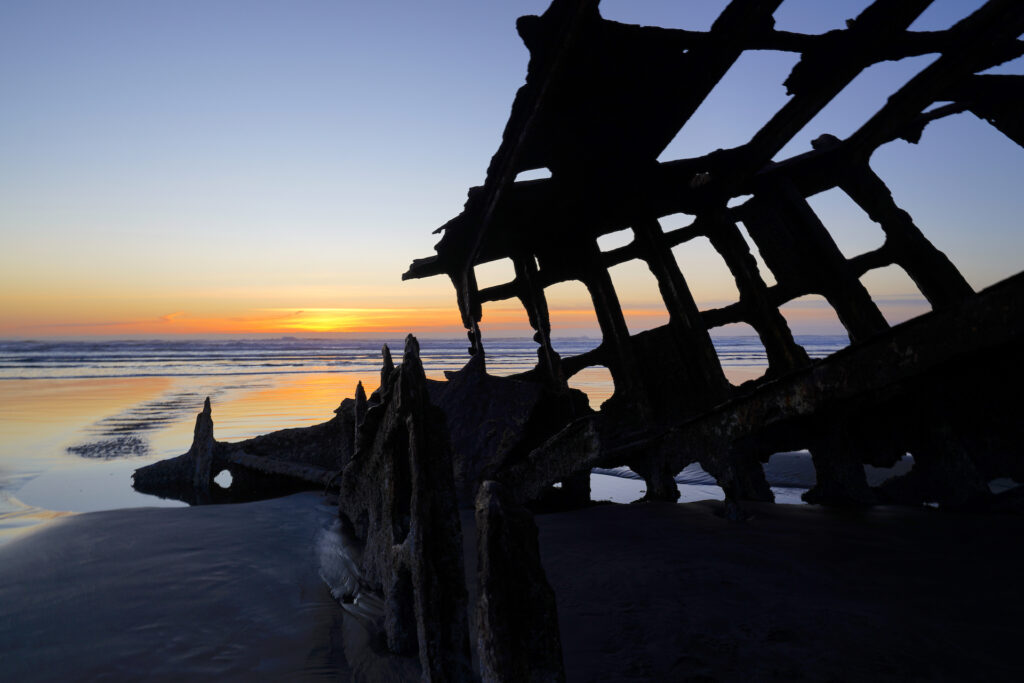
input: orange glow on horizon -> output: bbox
[4,307,466,337]
[2,297,889,338]
[3,304,677,338]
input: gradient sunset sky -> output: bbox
[2,0,1021,339]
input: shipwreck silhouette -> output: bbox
[135,1,1024,679]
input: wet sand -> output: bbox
[537,501,1024,682]
[0,493,348,681]
[3,492,1023,681]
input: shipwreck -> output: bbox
[135,0,1024,679]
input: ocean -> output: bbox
[0,335,850,543]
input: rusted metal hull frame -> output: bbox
[405,0,1023,504]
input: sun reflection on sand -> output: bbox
[0,371,387,537]
[0,377,173,431]
[211,372,374,442]
[0,377,176,470]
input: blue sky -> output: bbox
[0,1,1021,338]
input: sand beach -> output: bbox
[0,493,347,681]
[2,339,1018,680]
[2,487,1023,682]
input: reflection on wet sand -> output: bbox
[0,377,174,446]
[0,371,380,540]
[0,494,74,545]
[0,334,830,541]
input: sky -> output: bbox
[1,0,1021,339]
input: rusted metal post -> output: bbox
[579,241,648,416]
[703,210,811,375]
[514,253,563,384]
[632,217,730,401]
[743,176,889,342]
[839,165,974,309]
[451,268,485,357]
